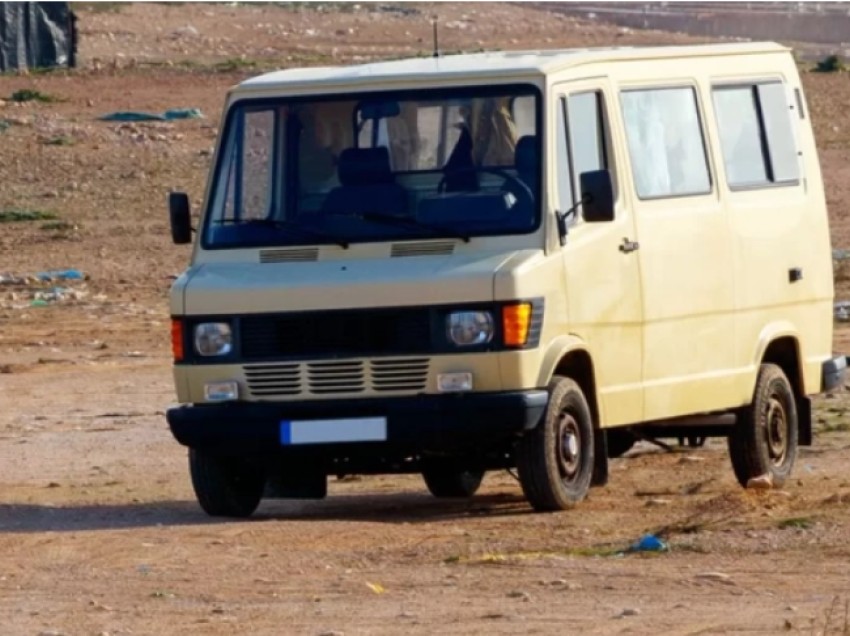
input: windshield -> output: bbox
[202,83,541,250]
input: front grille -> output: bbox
[240,308,432,359]
[243,358,430,398]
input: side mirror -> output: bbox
[580,169,615,223]
[168,191,193,245]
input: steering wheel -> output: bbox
[437,166,535,209]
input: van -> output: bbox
[165,42,846,518]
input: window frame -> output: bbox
[553,88,613,225]
[710,78,802,192]
[199,83,545,252]
[564,89,610,209]
[619,83,714,202]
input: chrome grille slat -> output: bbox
[243,358,430,398]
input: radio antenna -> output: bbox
[432,16,440,58]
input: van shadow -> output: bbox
[0,492,531,534]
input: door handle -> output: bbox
[619,238,639,254]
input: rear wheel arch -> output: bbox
[752,325,805,396]
[757,333,811,446]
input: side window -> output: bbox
[621,86,711,199]
[219,108,277,222]
[712,81,800,188]
[567,91,608,197]
[554,97,574,212]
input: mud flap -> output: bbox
[591,428,608,487]
[797,395,812,446]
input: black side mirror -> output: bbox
[168,191,193,245]
[580,169,615,223]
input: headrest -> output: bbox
[337,147,394,186]
[515,135,538,174]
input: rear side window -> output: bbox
[711,81,800,189]
[620,86,712,200]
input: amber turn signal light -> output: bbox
[171,319,184,362]
[502,303,532,347]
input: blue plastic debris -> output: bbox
[99,108,203,122]
[36,269,84,281]
[627,534,669,553]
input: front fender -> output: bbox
[536,334,591,387]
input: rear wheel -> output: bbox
[421,466,485,498]
[728,363,798,489]
[516,376,595,511]
[189,449,266,518]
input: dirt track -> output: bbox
[3,3,850,635]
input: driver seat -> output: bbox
[502,135,537,205]
[514,135,538,194]
[321,147,408,218]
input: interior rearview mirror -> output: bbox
[580,169,615,223]
[357,100,401,122]
[168,191,193,245]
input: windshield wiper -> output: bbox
[352,212,470,243]
[215,218,349,249]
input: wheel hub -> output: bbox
[765,395,788,465]
[558,413,581,480]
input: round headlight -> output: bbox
[194,322,232,356]
[447,311,494,346]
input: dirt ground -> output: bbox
[3,3,850,635]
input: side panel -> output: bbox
[711,59,833,398]
[611,60,737,421]
[553,77,645,428]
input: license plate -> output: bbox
[280,417,388,445]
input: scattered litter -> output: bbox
[37,269,84,281]
[98,108,203,122]
[614,607,641,618]
[365,582,385,594]
[626,534,668,553]
[1,268,90,309]
[695,571,733,583]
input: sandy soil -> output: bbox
[2,3,850,635]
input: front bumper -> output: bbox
[166,390,549,455]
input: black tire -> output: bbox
[606,429,636,458]
[727,363,798,489]
[421,467,485,498]
[516,376,595,512]
[189,448,266,518]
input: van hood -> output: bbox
[178,251,529,315]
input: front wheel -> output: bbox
[516,376,595,512]
[727,363,798,489]
[189,449,266,518]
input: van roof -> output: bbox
[236,41,789,92]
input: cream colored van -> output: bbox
[166,42,846,518]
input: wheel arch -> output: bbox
[753,324,811,446]
[538,336,602,428]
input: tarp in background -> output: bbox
[0,2,77,72]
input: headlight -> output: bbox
[446,311,494,347]
[194,322,232,356]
